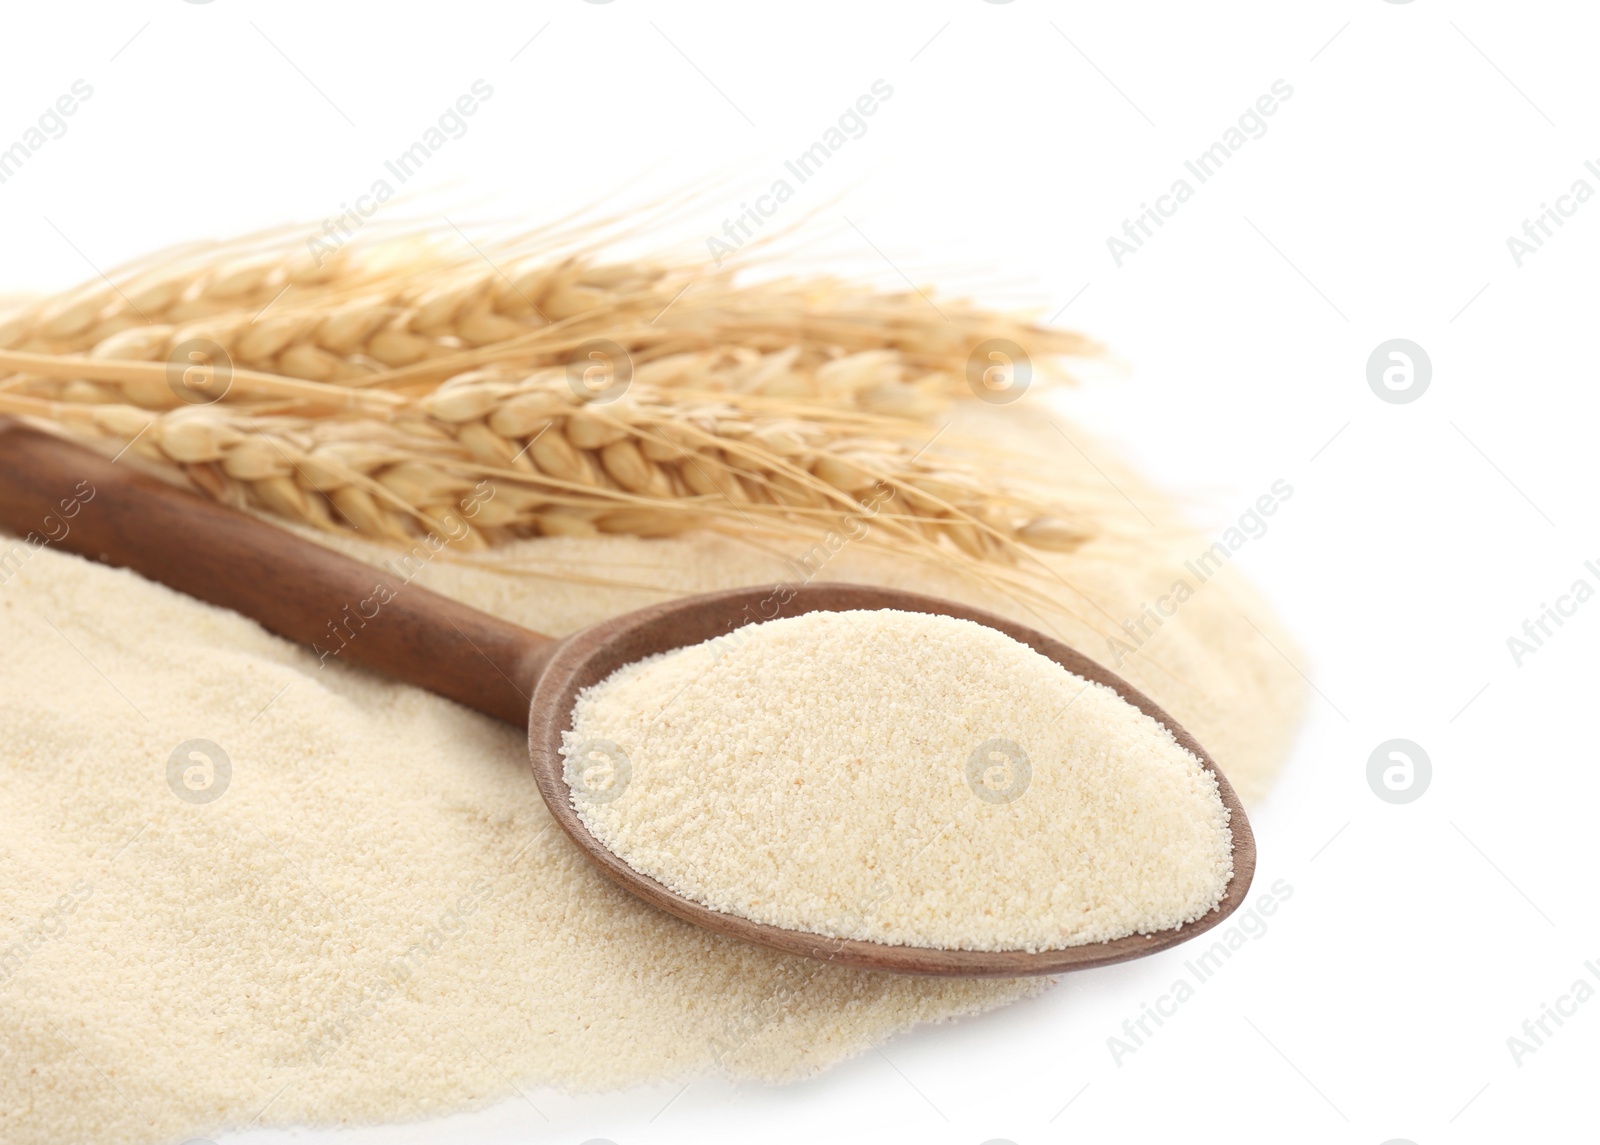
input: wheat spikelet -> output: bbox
[0,218,1111,636]
[0,371,1091,564]
[0,229,1090,420]
[0,240,369,357]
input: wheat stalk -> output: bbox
[0,372,1089,560]
[0,230,1090,420]
[0,221,1116,632]
[0,239,368,357]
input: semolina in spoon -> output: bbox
[0,423,1254,977]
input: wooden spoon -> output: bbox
[0,423,1255,977]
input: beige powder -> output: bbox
[563,609,1233,953]
[0,409,1304,1144]
[0,547,1043,1145]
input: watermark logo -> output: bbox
[0,479,95,589]
[306,80,495,267]
[705,79,895,267]
[1366,739,1430,804]
[966,339,1031,404]
[567,339,633,404]
[1105,80,1295,266]
[166,338,234,405]
[0,879,95,987]
[566,740,631,804]
[336,480,495,665]
[712,481,900,659]
[1505,165,1598,267]
[1108,478,1293,667]
[0,79,94,187]
[167,739,232,804]
[1506,560,1600,666]
[1506,960,1600,1066]
[1366,339,1430,404]
[966,738,1030,803]
[1107,879,1294,1064]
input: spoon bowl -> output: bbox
[529,581,1255,976]
[0,423,1254,977]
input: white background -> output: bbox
[4,1,1598,1142]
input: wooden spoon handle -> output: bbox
[0,423,553,726]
